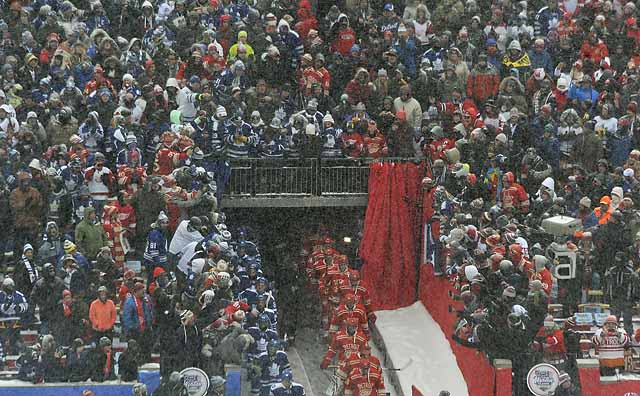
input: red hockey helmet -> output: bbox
[360,358,371,369]
[344,292,356,305]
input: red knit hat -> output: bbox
[152,267,166,280]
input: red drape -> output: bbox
[359,162,422,311]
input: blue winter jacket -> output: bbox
[122,294,154,333]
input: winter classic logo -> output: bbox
[527,363,560,396]
[180,367,211,396]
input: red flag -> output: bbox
[411,385,424,396]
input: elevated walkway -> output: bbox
[220,158,416,207]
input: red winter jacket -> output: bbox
[579,40,609,65]
[467,67,500,104]
[331,28,357,56]
[294,6,317,40]
[344,79,372,105]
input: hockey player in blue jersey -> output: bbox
[240,277,276,312]
[251,340,290,396]
[247,314,279,360]
[270,369,305,396]
[246,294,277,332]
[238,262,263,292]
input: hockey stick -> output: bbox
[382,357,413,371]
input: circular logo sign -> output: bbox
[526,363,560,396]
[180,367,211,396]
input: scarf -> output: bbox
[63,301,72,317]
[22,257,38,284]
[104,350,111,377]
[134,295,145,331]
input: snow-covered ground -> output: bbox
[375,302,468,396]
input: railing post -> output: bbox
[251,159,257,196]
[316,157,322,196]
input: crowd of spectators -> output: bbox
[2,0,640,395]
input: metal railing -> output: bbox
[225,158,413,197]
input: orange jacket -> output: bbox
[593,206,613,224]
[89,298,117,332]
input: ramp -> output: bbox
[374,302,469,396]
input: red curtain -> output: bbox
[359,162,422,311]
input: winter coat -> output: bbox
[51,300,84,347]
[571,131,603,172]
[66,350,90,382]
[130,188,166,239]
[15,256,39,296]
[176,324,202,370]
[122,293,154,334]
[19,121,47,147]
[467,64,500,104]
[75,207,107,260]
[89,298,117,332]
[10,186,44,231]
[29,276,65,320]
[393,97,423,132]
[118,347,140,382]
[47,115,79,146]
[90,348,117,382]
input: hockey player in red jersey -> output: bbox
[321,317,368,369]
[336,344,381,382]
[329,292,369,339]
[339,270,376,323]
[344,357,386,396]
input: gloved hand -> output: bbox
[320,359,329,370]
[101,173,110,185]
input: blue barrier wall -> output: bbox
[0,367,242,395]
[0,370,160,396]
[226,368,241,396]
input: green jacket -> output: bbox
[74,208,107,259]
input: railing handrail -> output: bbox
[223,157,425,198]
[225,157,421,165]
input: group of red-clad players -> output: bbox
[304,236,385,396]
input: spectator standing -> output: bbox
[29,263,65,335]
[89,286,117,342]
[122,282,154,355]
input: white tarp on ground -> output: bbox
[375,301,469,396]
